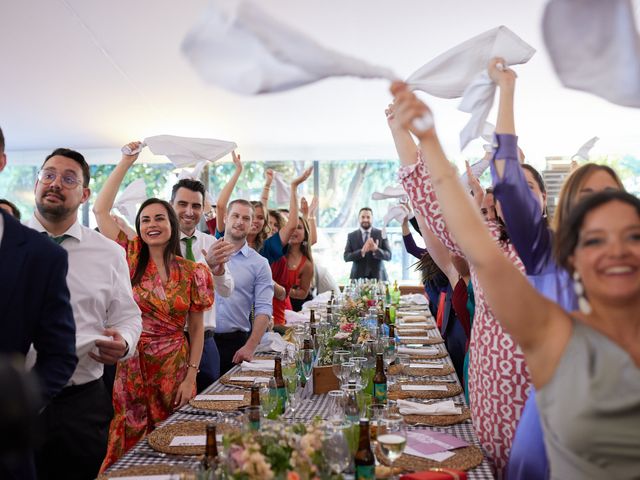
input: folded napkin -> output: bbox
[254,332,288,353]
[397,346,439,356]
[241,359,275,372]
[285,310,309,325]
[398,322,432,328]
[400,294,428,305]
[397,399,462,416]
[400,315,428,322]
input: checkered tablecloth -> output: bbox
[105,310,495,479]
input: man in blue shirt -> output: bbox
[212,199,273,375]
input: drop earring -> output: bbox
[573,271,592,315]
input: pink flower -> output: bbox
[287,472,300,480]
[340,322,355,333]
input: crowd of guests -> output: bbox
[1,55,639,480]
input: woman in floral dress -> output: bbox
[94,143,214,469]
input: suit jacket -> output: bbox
[343,227,392,280]
[0,211,77,406]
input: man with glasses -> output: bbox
[25,148,142,480]
[0,129,77,480]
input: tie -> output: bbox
[363,231,369,244]
[46,233,70,245]
[182,237,196,261]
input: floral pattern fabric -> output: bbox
[399,154,531,476]
[101,232,213,470]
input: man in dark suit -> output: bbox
[0,127,77,479]
[343,207,392,280]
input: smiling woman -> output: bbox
[92,142,214,470]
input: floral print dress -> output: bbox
[101,233,213,470]
[399,155,531,476]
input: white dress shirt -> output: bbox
[26,217,142,386]
[180,229,234,330]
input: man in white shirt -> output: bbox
[26,148,142,480]
[170,178,235,391]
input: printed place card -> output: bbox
[194,394,245,401]
[409,363,444,369]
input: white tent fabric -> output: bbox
[144,135,237,168]
[543,0,640,108]
[273,172,291,205]
[182,0,397,95]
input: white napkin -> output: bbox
[397,323,432,328]
[397,346,439,356]
[371,185,408,201]
[182,0,396,95]
[194,394,245,401]
[285,309,309,325]
[229,375,270,383]
[241,359,275,371]
[407,26,536,98]
[401,384,448,392]
[113,179,147,225]
[543,0,640,108]
[409,363,444,369]
[399,294,429,305]
[273,172,291,205]
[572,136,599,161]
[254,332,288,354]
[381,203,411,239]
[302,291,332,310]
[144,135,237,168]
[397,399,461,416]
[399,315,429,322]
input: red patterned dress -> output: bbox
[101,233,213,470]
[399,155,531,476]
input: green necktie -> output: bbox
[182,236,196,261]
[49,234,71,245]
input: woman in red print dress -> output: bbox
[94,143,214,470]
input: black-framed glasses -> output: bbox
[37,170,82,189]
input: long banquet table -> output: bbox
[104,304,495,479]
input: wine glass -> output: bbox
[383,337,397,369]
[322,421,352,476]
[340,361,356,386]
[366,403,387,446]
[327,390,345,421]
[257,377,278,420]
[285,376,301,420]
[378,413,407,480]
[332,350,351,386]
[396,354,410,382]
[298,348,315,385]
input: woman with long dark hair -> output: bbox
[93,143,213,469]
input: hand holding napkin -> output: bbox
[397,399,462,416]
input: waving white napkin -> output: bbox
[302,291,332,310]
[571,136,599,161]
[254,332,288,354]
[407,26,535,98]
[285,309,309,325]
[241,359,275,372]
[543,0,640,108]
[273,172,291,205]
[372,185,408,201]
[144,135,237,168]
[397,346,439,356]
[182,0,396,95]
[113,179,147,224]
[397,399,461,416]
[381,203,411,239]
[178,160,216,205]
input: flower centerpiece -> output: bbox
[317,299,371,366]
[219,420,340,480]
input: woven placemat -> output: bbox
[396,316,431,323]
[395,351,448,360]
[376,444,484,472]
[390,406,471,426]
[219,370,270,387]
[398,337,444,345]
[396,325,436,333]
[147,420,239,455]
[388,363,453,376]
[388,381,462,400]
[189,390,250,411]
[99,464,195,479]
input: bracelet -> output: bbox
[187,363,200,372]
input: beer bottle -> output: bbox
[249,385,261,430]
[385,283,391,305]
[377,312,387,337]
[355,419,375,480]
[388,323,395,339]
[250,385,260,406]
[373,353,387,404]
[273,355,287,416]
[199,423,218,476]
[384,306,391,325]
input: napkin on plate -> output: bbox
[397,399,461,416]
[241,359,275,372]
[397,347,439,356]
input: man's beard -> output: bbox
[227,229,247,242]
[360,222,371,230]
[36,196,75,222]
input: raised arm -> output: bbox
[290,260,314,299]
[93,142,141,241]
[261,168,274,207]
[279,167,313,245]
[301,196,319,246]
[391,82,570,387]
[216,151,242,234]
[414,213,459,288]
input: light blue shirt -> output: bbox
[214,242,273,333]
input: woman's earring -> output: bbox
[573,271,592,315]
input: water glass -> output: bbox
[396,354,410,382]
[322,421,352,476]
[327,389,346,421]
[285,377,301,420]
[298,348,315,383]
